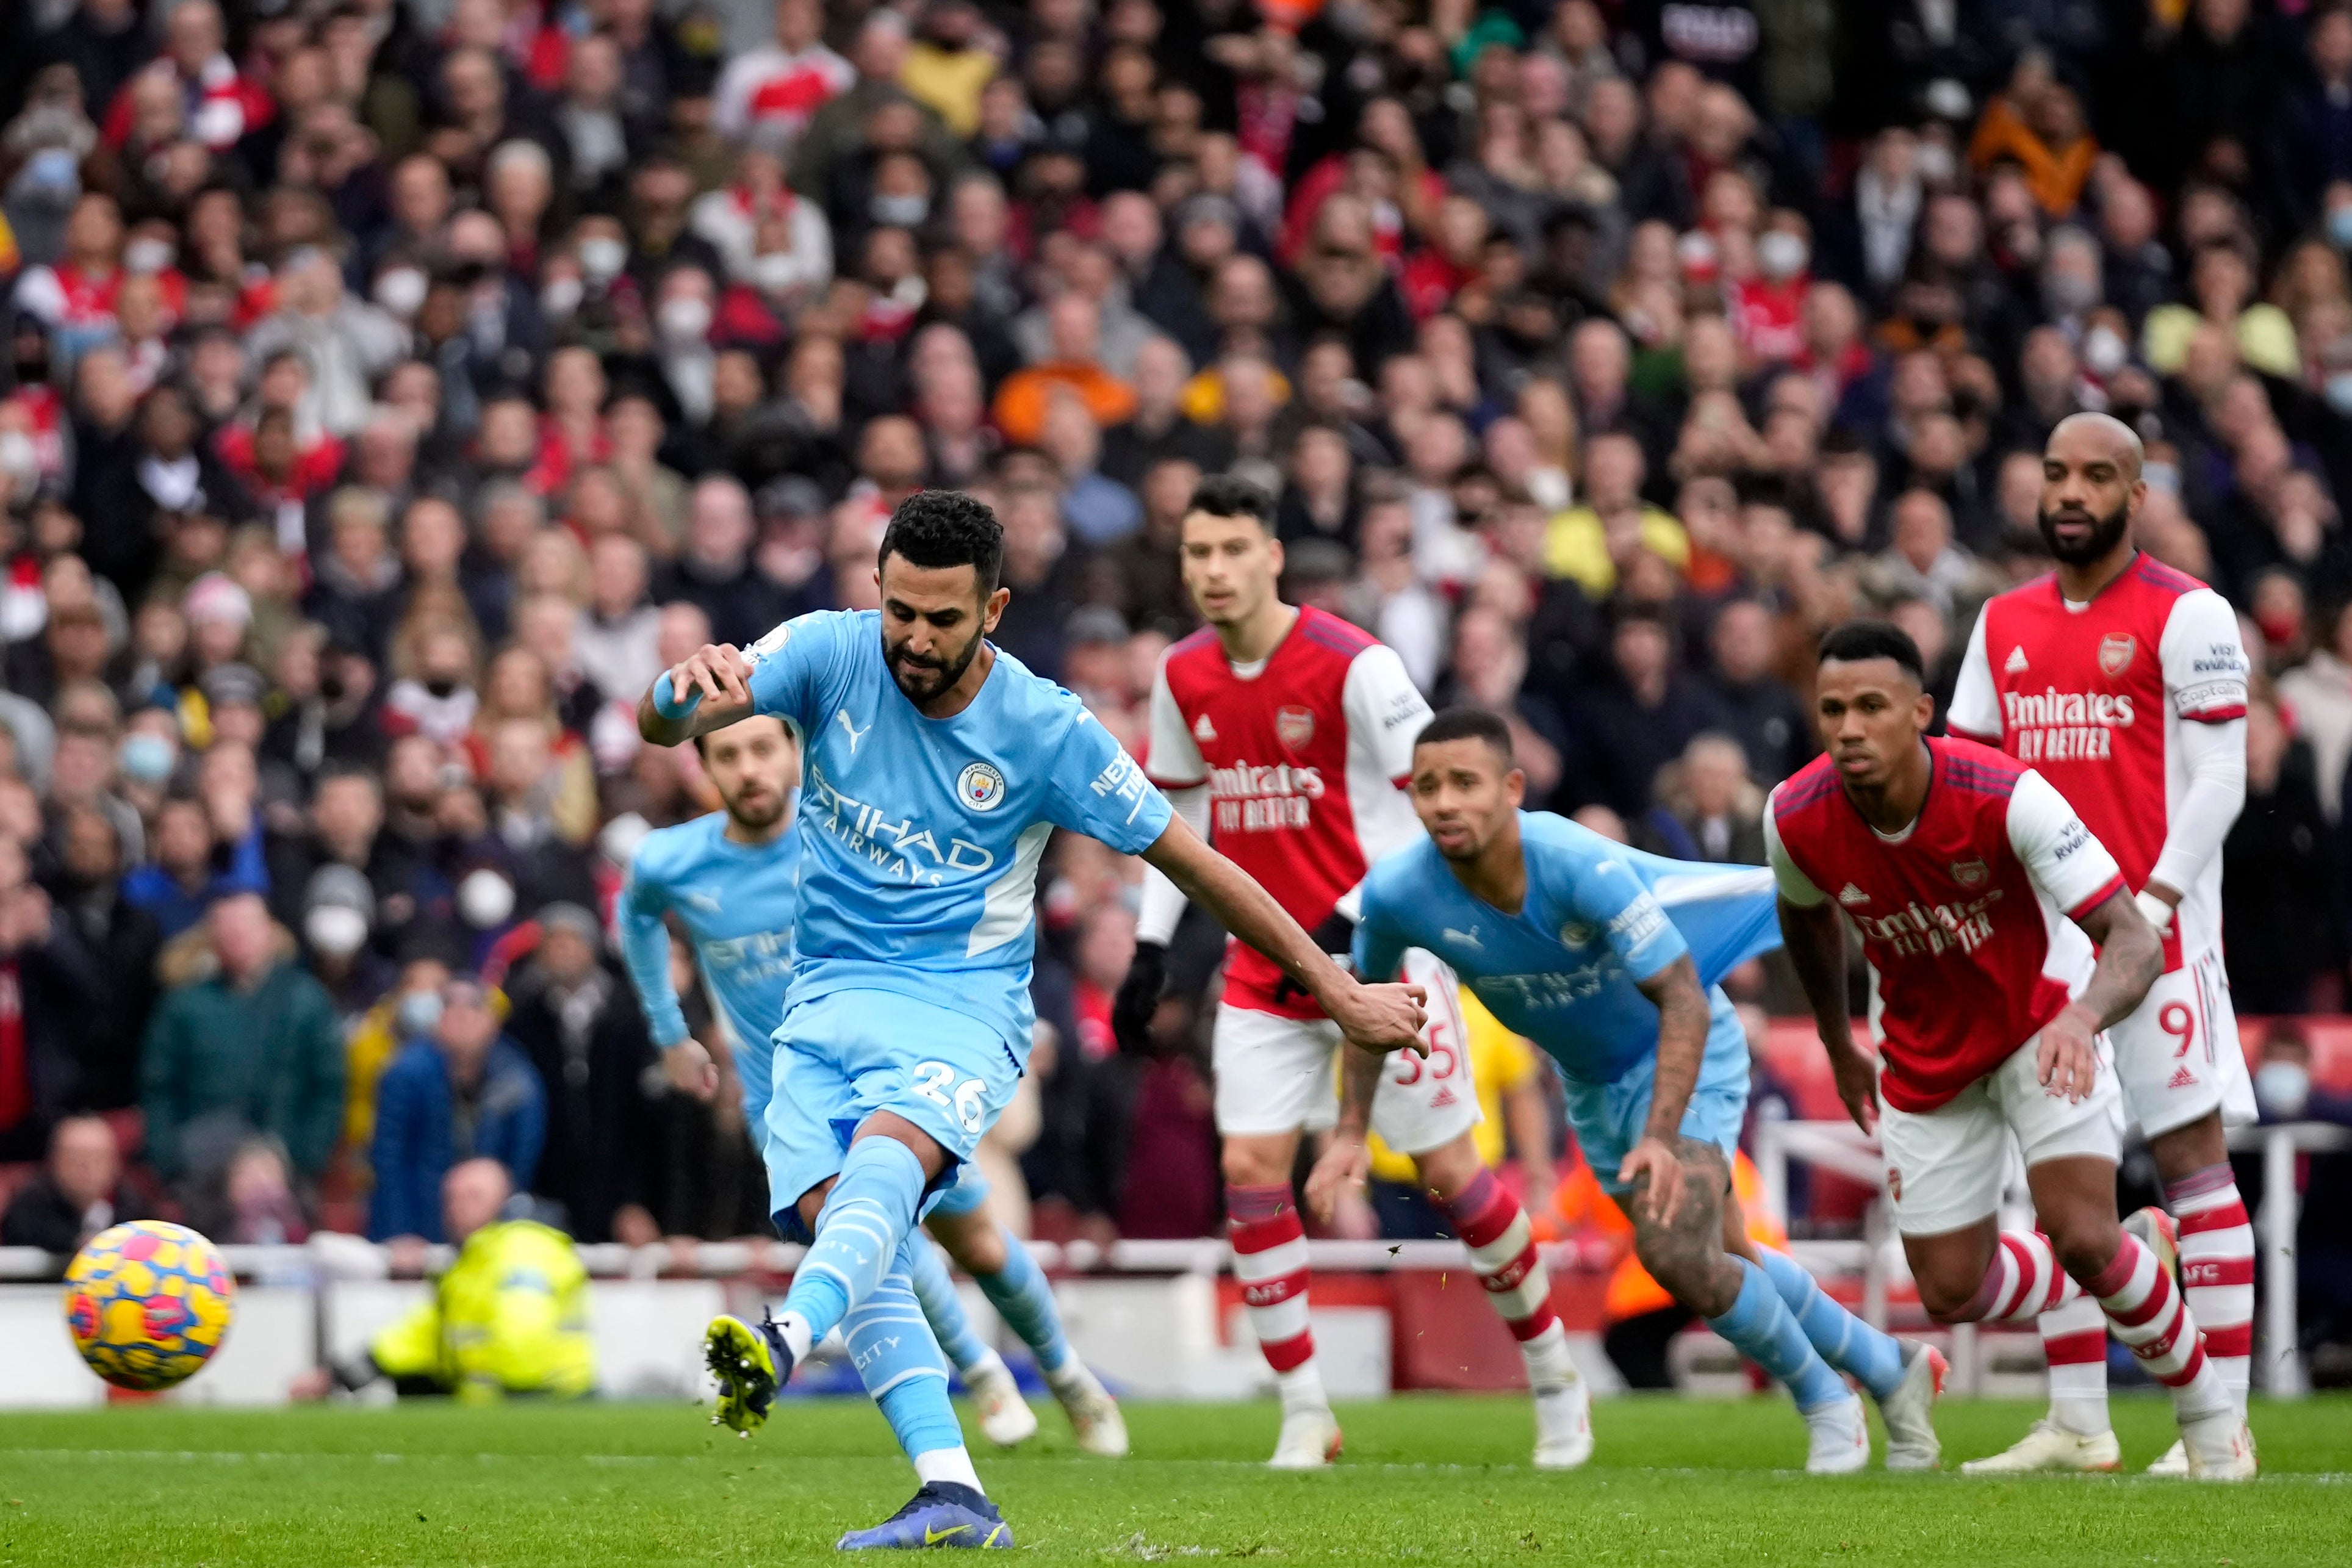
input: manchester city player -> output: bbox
[616,714,1127,1460]
[638,491,1425,1549]
[1314,708,1946,1474]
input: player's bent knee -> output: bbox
[1220,1137,1293,1190]
[1409,1134,1484,1199]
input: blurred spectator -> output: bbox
[500,904,658,1245]
[0,1115,147,1251]
[369,974,545,1243]
[138,892,343,1194]
[2221,694,2342,1015]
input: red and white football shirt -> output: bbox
[1146,606,1433,1019]
[1764,738,2126,1112]
[713,45,855,143]
[1949,555,2248,970]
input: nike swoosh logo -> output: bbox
[924,1523,971,1545]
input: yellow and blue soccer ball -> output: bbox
[61,1220,236,1392]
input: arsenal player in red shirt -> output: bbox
[1769,622,2254,1478]
[1115,477,1591,1471]
[1949,414,2258,1474]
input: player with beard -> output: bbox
[1947,413,2259,1474]
[639,491,1425,1547]
[617,715,1129,1462]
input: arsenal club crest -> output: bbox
[2098,633,2137,678]
[1275,704,1315,752]
[1950,856,1990,890]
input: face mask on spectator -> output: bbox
[871,192,930,227]
[395,988,442,1038]
[121,732,176,783]
[658,296,712,345]
[541,276,583,320]
[306,904,369,958]
[2082,325,2127,377]
[0,428,35,490]
[578,237,628,283]
[123,238,175,275]
[458,867,516,929]
[2255,1059,2311,1120]
[1757,231,1807,281]
[1915,140,1956,185]
[2328,373,2352,417]
[2142,459,2179,494]
[375,267,428,318]
[19,146,80,200]
[2331,209,2352,251]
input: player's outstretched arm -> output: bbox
[637,643,757,746]
[1138,811,1426,1056]
[1777,894,1877,1132]
[2035,888,2162,1103]
[1621,954,1711,1225]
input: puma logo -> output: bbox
[835,708,872,755]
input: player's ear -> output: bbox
[984,583,1010,631]
[1913,689,1935,730]
[1264,533,1284,575]
[1505,767,1526,808]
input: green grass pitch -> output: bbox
[4,1395,2348,1566]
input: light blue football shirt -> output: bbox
[744,608,1172,1053]
[1355,811,1783,1084]
[617,805,803,1121]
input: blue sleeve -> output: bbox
[617,850,689,1048]
[1041,707,1173,854]
[1351,880,1409,985]
[1557,843,1688,984]
[743,611,839,733]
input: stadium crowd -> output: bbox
[0,0,2350,1361]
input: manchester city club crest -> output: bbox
[957,761,1007,812]
[1275,704,1316,751]
[2098,633,2136,677]
[1950,856,1990,890]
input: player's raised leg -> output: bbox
[926,1179,1127,1456]
[1412,1131,1591,1469]
[904,1227,1038,1449]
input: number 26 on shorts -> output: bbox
[912,1060,989,1134]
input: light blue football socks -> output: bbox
[781,1137,929,1344]
[1708,1256,1850,1413]
[905,1234,993,1376]
[971,1229,1072,1375]
[1757,1246,1905,1401]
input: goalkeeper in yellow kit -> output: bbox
[292,1159,593,1402]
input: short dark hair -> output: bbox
[878,489,1004,594]
[1186,474,1275,528]
[1414,707,1516,764]
[1817,619,1926,685]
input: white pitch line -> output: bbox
[4,1450,2348,1483]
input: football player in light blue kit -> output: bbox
[1314,708,1946,1474]
[615,713,1128,1458]
[638,491,1427,1549]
